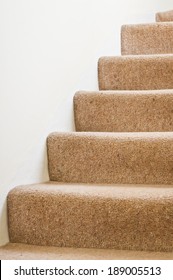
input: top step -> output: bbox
[121,23,173,55]
[156,10,173,22]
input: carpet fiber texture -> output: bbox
[156,10,173,22]
[121,23,173,55]
[47,132,173,185]
[74,90,173,132]
[4,10,173,255]
[1,243,173,260]
[7,183,173,252]
[98,55,173,90]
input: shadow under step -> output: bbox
[121,22,173,55]
[8,182,173,252]
[74,90,173,132]
[98,55,173,91]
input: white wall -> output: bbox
[0,0,172,245]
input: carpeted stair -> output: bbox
[156,10,173,22]
[98,55,173,90]
[8,183,173,252]
[1,9,173,260]
[74,90,173,132]
[121,23,173,55]
[47,132,173,185]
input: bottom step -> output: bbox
[8,182,173,252]
[1,243,173,260]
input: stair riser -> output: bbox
[47,132,173,185]
[98,56,173,91]
[156,10,173,22]
[121,23,173,55]
[8,187,173,252]
[74,91,173,132]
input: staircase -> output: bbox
[1,10,173,260]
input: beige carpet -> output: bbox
[156,10,173,22]
[1,243,173,260]
[98,55,173,91]
[74,90,173,132]
[8,183,173,252]
[121,23,173,55]
[47,132,173,184]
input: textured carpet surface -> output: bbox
[74,90,173,132]
[4,10,173,256]
[98,55,173,90]
[47,132,173,184]
[1,243,173,260]
[8,183,173,252]
[156,10,173,22]
[121,23,173,55]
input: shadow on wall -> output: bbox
[0,139,49,245]
[0,91,76,246]
[0,201,9,245]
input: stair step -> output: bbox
[121,23,173,55]
[156,10,173,22]
[1,243,173,260]
[8,182,173,252]
[47,132,173,185]
[98,55,173,91]
[74,90,173,132]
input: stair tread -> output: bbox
[8,182,173,252]
[98,54,173,91]
[1,242,173,260]
[121,22,173,55]
[74,90,173,132]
